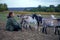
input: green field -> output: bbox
[0,11,60,25]
[0,11,60,22]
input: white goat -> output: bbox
[23,15,37,30]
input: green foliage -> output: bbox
[49,5,55,12]
[27,4,60,12]
[46,8,55,12]
[0,3,8,11]
[55,4,60,12]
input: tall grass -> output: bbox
[0,11,60,15]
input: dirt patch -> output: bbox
[0,22,59,40]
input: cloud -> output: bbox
[34,0,60,6]
[0,0,40,7]
[0,0,60,7]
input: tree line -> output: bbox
[26,4,60,12]
[0,3,8,11]
[0,3,60,12]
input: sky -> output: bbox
[0,0,60,8]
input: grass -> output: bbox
[0,11,59,40]
[0,11,60,22]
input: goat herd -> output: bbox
[17,14,60,35]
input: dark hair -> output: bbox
[7,12,13,18]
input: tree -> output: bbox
[4,4,8,10]
[50,5,55,8]
[0,3,8,11]
[30,8,38,12]
[37,5,42,11]
[46,5,55,12]
[28,4,60,12]
[0,4,3,11]
[56,4,60,12]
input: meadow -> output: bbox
[0,11,60,40]
[0,11,60,21]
